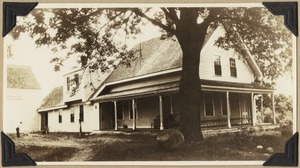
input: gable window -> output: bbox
[204,93,214,117]
[117,102,124,120]
[79,105,84,122]
[214,56,222,76]
[230,58,237,77]
[74,74,80,89]
[58,111,62,123]
[66,77,71,91]
[129,101,138,120]
[70,108,75,123]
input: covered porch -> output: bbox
[92,86,276,131]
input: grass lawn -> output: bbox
[9,129,291,162]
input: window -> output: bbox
[58,111,62,123]
[214,56,222,76]
[205,93,214,116]
[70,108,75,123]
[66,77,71,91]
[117,102,124,120]
[129,101,138,120]
[230,58,237,77]
[221,94,227,116]
[79,105,84,122]
[74,74,80,89]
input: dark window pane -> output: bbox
[205,93,214,116]
[215,65,222,75]
[58,114,62,123]
[230,58,237,77]
[79,105,84,122]
[222,94,227,115]
[70,114,74,123]
[117,102,124,120]
[214,56,222,76]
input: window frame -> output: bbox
[214,55,222,76]
[229,58,237,77]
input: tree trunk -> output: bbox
[175,9,211,142]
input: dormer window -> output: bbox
[214,56,222,76]
[74,74,80,89]
[230,58,237,77]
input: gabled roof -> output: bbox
[38,86,66,112]
[104,36,183,83]
[92,30,263,100]
[7,65,41,89]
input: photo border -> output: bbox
[1,0,299,167]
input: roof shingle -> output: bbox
[7,65,41,89]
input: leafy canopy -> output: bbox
[11,7,292,82]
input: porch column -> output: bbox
[170,95,173,115]
[226,92,231,128]
[159,96,164,130]
[251,93,256,126]
[113,101,118,131]
[132,99,136,130]
[272,94,277,124]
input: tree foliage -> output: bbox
[11,7,292,81]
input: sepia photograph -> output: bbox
[2,2,297,165]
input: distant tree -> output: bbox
[11,6,292,142]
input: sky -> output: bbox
[3,6,295,99]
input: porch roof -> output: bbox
[91,79,274,102]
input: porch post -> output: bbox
[272,93,277,124]
[113,101,118,131]
[170,95,173,115]
[159,96,164,130]
[251,93,256,126]
[132,99,136,130]
[226,92,231,128]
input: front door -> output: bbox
[99,102,115,130]
[41,112,48,131]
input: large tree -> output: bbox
[11,6,292,142]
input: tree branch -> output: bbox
[161,7,179,23]
[130,8,176,35]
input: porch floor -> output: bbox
[92,123,279,136]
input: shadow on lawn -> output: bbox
[89,130,289,161]
[9,129,290,162]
